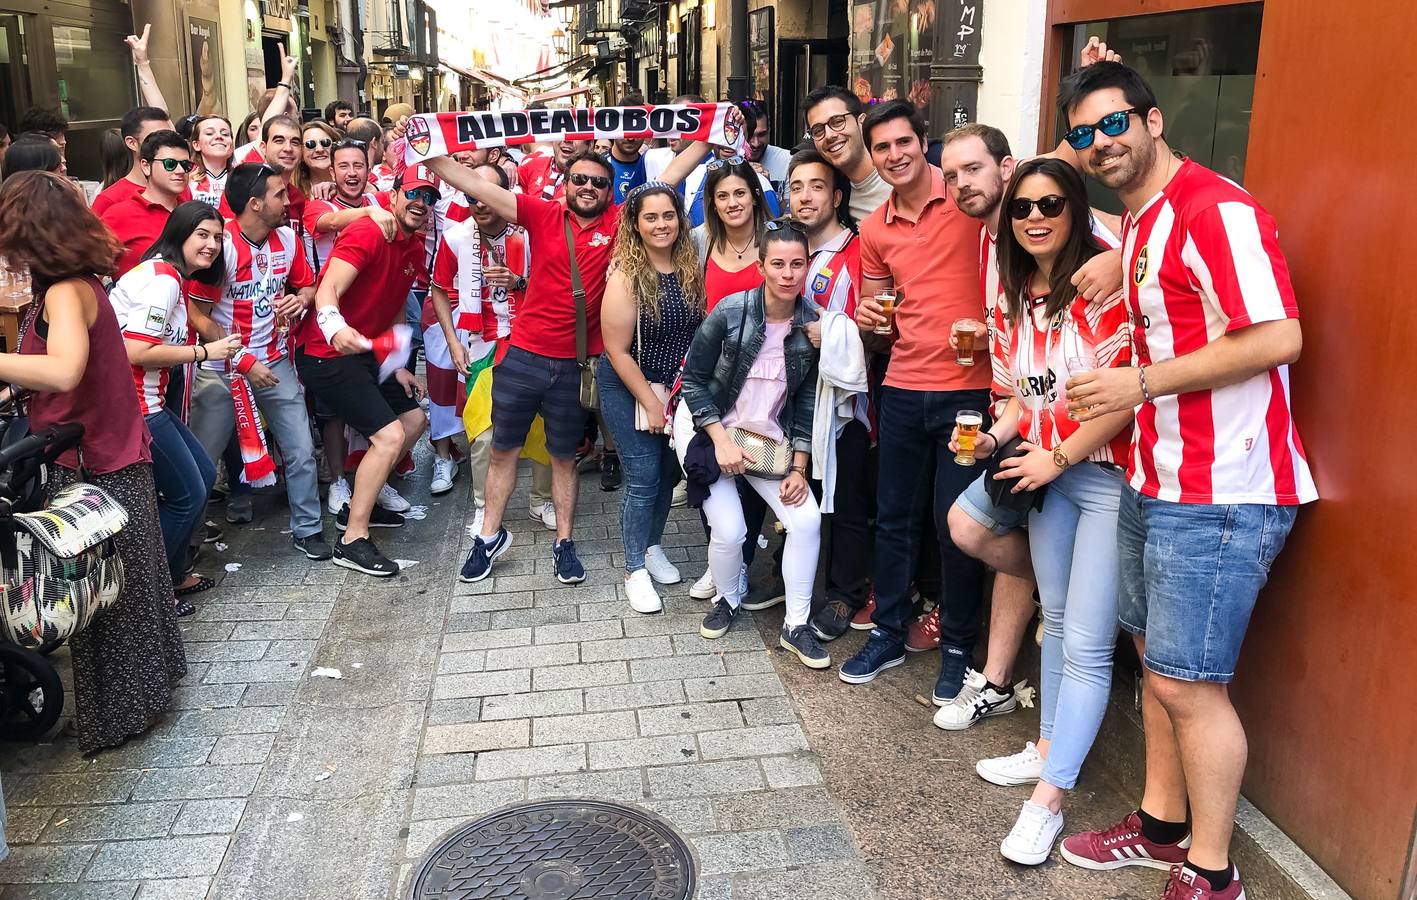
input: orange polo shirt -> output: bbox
[860,165,988,392]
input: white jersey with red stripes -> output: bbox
[430,220,531,337]
[107,258,193,415]
[805,226,870,433]
[999,287,1133,465]
[302,192,385,273]
[1122,159,1316,505]
[202,220,315,371]
[419,187,471,289]
[371,163,396,192]
[191,166,231,210]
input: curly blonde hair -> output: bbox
[610,183,705,322]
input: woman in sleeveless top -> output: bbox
[692,158,771,310]
[0,172,187,753]
[598,184,706,614]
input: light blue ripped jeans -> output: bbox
[1029,460,1124,790]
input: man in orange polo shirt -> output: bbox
[840,100,991,707]
[100,130,194,277]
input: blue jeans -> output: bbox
[873,386,991,653]
[1117,485,1297,683]
[1028,462,1124,790]
[597,356,679,572]
[146,408,217,583]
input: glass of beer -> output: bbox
[953,318,982,366]
[873,289,898,336]
[1065,354,1097,418]
[954,410,984,466]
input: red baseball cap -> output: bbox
[398,165,441,199]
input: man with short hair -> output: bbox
[91,106,175,215]
[295,168,435,577]
[839,100,991,712]
[803,86,892,221]
[371,125,399,190]
[428,139,707,585]
[1056,61,1316,900]
[187,163,331,561]
[225,115,305,224]
[518,139,591,201]
[606,137,647,203]
[301,140,396,270]
[100,130,194,277]
[742,100,791,192]
[324,100,355,130]
[17,106,66,166]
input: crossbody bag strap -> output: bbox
[564,217,588,367]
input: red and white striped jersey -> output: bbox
[108,258,193,415]
[419,187,472,290]
[371,163,396,192]
[200,220,315,370]
[806,226,870,432]
[301,193,386,273]
[1122,159,1316,505]
[999,288,1132,464]
[431,220,530,338]
[190,167,230,210]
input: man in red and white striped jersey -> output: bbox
[187,162,331,562]
[1058,62,1317,900]
[301,139,395,272]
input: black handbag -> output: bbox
[983,434,1047,515]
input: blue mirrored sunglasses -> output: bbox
[1064,108,1143,151]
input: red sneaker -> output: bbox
[1059,812,1190,872]
[906,606,940,652]
[1163,865,1244,900]
[394,451,416,478]
[849,591,876,631]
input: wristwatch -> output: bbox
[1052,447,1072,470]
[510,275,528,293]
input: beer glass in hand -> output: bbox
[953,318,983,366]
[954,411,984,465]
[873,290,899,336]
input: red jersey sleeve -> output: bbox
[302,198,332,236]
[188,279,222,304]
[431,234,458,295]
[328,218,380,270]
[858,217,889,280]
[1087,290,1134,371]
[286,234,316,291]
[514,192,558,236]
[1181,201,1299,333]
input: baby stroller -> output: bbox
[0,420,85,740]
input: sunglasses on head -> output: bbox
[706,155,746,172]
[1008,195,1068,220]
[807,114,852,141]
[402,187,438,204]
[304,138,333,149]
[151,158,195,173]
[568,172,610,189]
[764,218,807,233]
[333,139,367,151]
[1064,108,1144,151]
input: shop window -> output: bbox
[51,22,136,124]
[1060,4,1262,214]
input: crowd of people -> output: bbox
[0,29,1317,900]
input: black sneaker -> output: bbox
[811,599,856,642]
[294,533,333,561]
[333,537,399,577]
[700,598,738,639]
[932,642,973,704]
[552,538,586,584]
[780,624,831,669]
[335,504,406,532]
[740,574,786,611]
[202,521,224,543]
[600,451,622,491]
[460,527,512,583]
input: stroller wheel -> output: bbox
[0,643,63,740]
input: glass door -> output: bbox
[0,14,31,131]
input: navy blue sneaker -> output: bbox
[553,538,586,584]
[459,527,512,583]
[932,642,972,703]
[838,629,907,684]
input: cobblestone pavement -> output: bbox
[0,453,1210,899]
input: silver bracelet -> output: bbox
[1138,365,1154,404]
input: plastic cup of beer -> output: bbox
[954,410,984,466]
[873,290,898,336]
[953,318,981,366]
[1065,355,1097,417]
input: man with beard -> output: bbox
[1056,61,1315,900]
[323,100,354,131]
[803,86,893,221]
[741,100,791,194]
[224,115,305,226]
[518,138,591,201]
[295,168,438,577]
[427,139,707,586]
[607,137,647,203]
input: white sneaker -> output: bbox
[326,478,352,516]
[470,506,485,537]
[644,545,681,585]
[934,669,1019,730]
[976,742,1045,787]
[671,482,688,508]
[1001,801,1064,866]
[625,569,663,614]
[689,566,716,600]
[376,482,411,512]
[528,501,556,530]
[430,457,457,495]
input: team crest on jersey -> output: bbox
[810,271,830,296]
[404,262,418,277]
[1132,246,1149,286]
[589,232,611,248]
[406,116,432,157]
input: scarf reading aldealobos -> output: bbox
[402,103,747,164]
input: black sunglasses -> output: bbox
[764,218,807,233]
[1008,195,1068,220]
[706,155,746,172]
[333,139,368,151]
[807,114,852,141]
[1064,108,1144,151]
[568,172,610,189]
[150,158,195,173]
[304,138,333,149]
[402,187,438,204]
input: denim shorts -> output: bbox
[954,470,1030,536]
[490,346,584,459]
[1116,484,1297,683]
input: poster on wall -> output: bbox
[907,0,936,113]
[187,17,224,116]
[749,8,774,105]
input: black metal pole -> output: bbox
[726,0,749,101]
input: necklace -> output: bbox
[725,234,755,259]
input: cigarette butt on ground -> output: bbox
[913,694,932,708]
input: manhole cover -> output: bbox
[406,799,695,900]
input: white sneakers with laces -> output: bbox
[430,457,457,495]
[1001,801,1065,866]
[625,569,663,614]
[934,668,1019,730]
[689,566,716,600]
[528,501,557,530]
[976,741,1045,786]
[644,545,681,585]
[327,478,352,516]
[377,482,412,512]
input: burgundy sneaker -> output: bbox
[850,592,877,631]
[906,606,940,652]
[1163,864,1245,900]
[1059,812,1190,872]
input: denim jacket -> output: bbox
[679,285,819,453]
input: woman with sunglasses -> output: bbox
[0,171,189,753]
[189,115,235,209]
[675,220,827,667]
[295,121,341,201]
[955,157,1134,866]
[109,201,244,612]
[695,157,774,311]
[598,183,706,614]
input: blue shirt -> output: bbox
[608,154,647,204]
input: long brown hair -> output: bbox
[610,183,705,321]
[996,157,1101,324]
[703,158,769,254]
[0,172,122,293]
